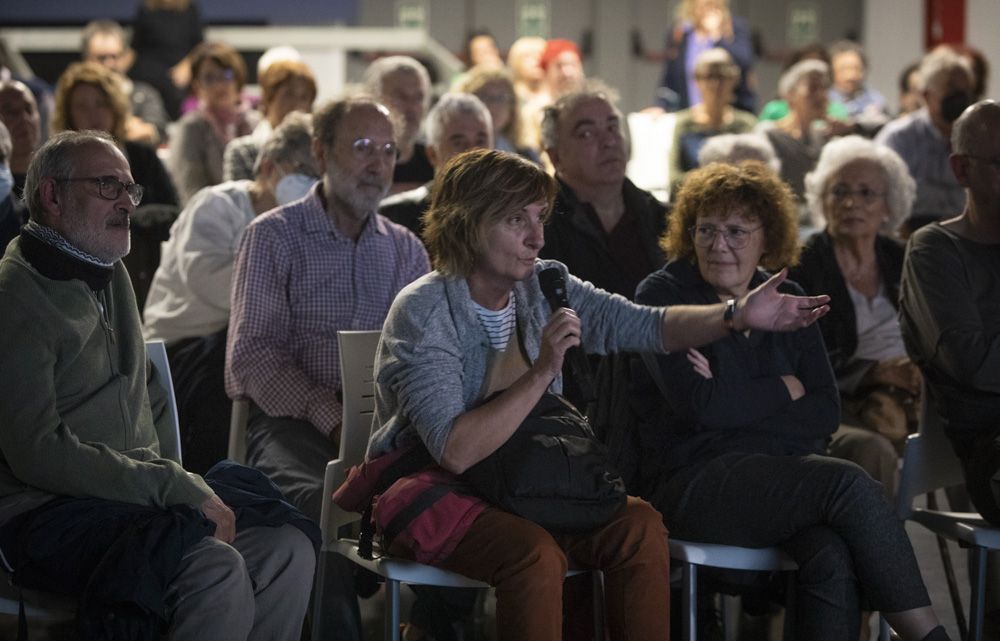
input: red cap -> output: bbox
[540,39,581,71]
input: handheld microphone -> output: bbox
[538,267,596,403]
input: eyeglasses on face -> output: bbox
[57,176,144,206]
[199,69,236,85]
[351,137,398,161]
[689,223,762,249]
[827,184,886,205]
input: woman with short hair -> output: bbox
[168,41,257,203]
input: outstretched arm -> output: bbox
[661,269,830,352]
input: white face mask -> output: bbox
[274,172,318,205]
[0,163,12,202]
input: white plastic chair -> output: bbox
[314,330,605,641]
[0,340,185,626]
[896,392,1000,641]
[670,539,797,641]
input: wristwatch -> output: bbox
[723,298,738,332]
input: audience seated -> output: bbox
[0,121,25,254]
[897,62,924,116]
[379,92,493,240]
[81,19,169,146]
[52,61,178,207]
[144,113,317,474]
[653,0,756,114]
[540,39,586,103]
[668,48,757,191]
[790,136,919,497]
[223,59,316,182]
[697,131,780,172]
[756,59,850,204]
[226,97,430,639]
[367,147,825,641]
[507,36,548,114]
[758,43,850,123]
[827,40,890,133]
[541,82,666,301]
[0,130,314,640]
[875,48,974,236]
[462,29,504,70]
[363,56,434,194]
[168,41,258,205]
[900,100,1000,526]
[632,161,951,641]
[0,80,42,194]
[453,65,542,164]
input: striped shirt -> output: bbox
[225,184,430,436]
[474,295,517,350]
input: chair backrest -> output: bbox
[145,340,182,465]
[319,330,382,541]
[337,330,383,467]
[896,388,966,520]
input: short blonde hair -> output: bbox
[424,149,555,276]
[662,162,800,271]
[52,61,130,142]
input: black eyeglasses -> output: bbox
[57,176,144,206]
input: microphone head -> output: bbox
[538,267,569,308]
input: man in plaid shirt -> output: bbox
[226,96,429,640]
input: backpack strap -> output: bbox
[357,444,435,560]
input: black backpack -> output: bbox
[463,392,627,533]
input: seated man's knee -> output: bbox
[170,537,255,617]
[603,498,670,560]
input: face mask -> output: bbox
[0,164,12,202]
[940,91,972,123]
[275,173,318,205]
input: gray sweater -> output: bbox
[368,259,664,462]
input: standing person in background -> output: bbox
[654,0,756,114]
[363,56,434,195]
[223,59,317,182]
[129,0,204,121]
[81,19,169,146]
[168,41,258,204]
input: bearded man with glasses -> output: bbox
[226,96,429,640]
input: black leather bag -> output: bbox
[463,392,627,532]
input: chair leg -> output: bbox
[386,579,402,641]
[682,562,698,641]
[969,547,988,641]
[311,551,328,641]
[591,570,605,640]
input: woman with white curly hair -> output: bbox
[790,135,920,489]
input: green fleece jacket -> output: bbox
[0,238,212,508]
